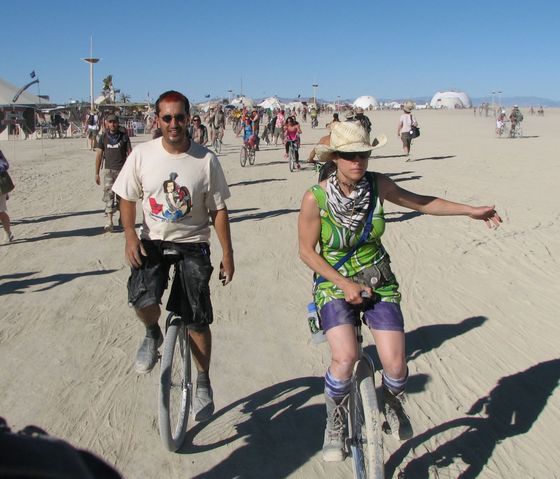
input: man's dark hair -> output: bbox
[155,90,190,116]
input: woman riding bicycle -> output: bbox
[298,121,502,462]
[284,116,302,168]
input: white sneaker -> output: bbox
[3,231,14,244]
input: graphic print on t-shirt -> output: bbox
[148,172,192,222]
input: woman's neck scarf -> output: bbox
[326,172,370,232]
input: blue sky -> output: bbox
[2,0,558,104]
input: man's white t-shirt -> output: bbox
[399,113,413,133]
[112,138,230,243]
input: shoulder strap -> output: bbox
[314,173,375,286]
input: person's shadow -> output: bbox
[183,377,325,478]
[386,358,560,478]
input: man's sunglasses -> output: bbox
[160,114,187,123]
[337,151,370,160]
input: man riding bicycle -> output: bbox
[284,116,302,168]
[112,90,234,423]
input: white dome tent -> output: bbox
[230,96,255,108]
[258,96,282,110]
[352,95,379,110]
[430,91,472,109]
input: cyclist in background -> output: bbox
[210,104,226,145]
[310,106,318,127]
[242,115,256,150]
[284,116,302,168]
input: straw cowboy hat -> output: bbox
[403,100,416,113]
[314,121,387,162]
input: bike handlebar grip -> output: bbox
[360,291,372,299]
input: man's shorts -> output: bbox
[319,298,404,333]
[103,169,120,214]
[127,240,214,331]
[401,132,412,149]
[0,194,7,213]
[87,128,98,139]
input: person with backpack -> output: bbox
[95,114,132,232]
[86,109,100,150]
[397,100,419,159]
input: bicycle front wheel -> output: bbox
[158,314,192,452]
[248,148,256,165]
[240,147,247,167]
[349,358,384,479]
[289,146,296,172]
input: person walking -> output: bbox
[397,100,418,158]
[298,121,501,462]
[112,90,234,422]
[0,150,14,244]
[95,114,132,232]
[188,115,208,146]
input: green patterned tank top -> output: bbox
[310,172,400,307]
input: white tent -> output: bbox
[258,96,282,110]
[430,91,472,109]
[0,76,45,106]
[352,95,379,110]
[230,96,254,108]
[285,101,305,110]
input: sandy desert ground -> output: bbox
[1,108,559,478]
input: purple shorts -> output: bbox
[319,298,404,332]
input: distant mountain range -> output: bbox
[266,96,560,108]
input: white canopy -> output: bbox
[430,91,472,109]
[0,76,46,106]
[285,101,304,110]
[352,95,379,109]
[231,96,254,108]
[258,96,282,110]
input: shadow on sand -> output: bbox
[408,155,456,162]
[0,269,118,294]
[12,209,104,226]
[185,377,324,479]
[386,358,560,478]
[229,178,287,188]
[230,208,299,223]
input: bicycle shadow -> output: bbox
[9,226,110,244]
[230,208,299,223]
[229,178,286,187]
[0,269,118,295]
[253,161,288,167]
[182,377,325,479]
[386,358,560,478]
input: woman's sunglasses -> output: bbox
[160,114,187,124]
[337,151,370,160]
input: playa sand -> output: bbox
[1,108,559,478]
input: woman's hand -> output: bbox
[469,205,502,228]
[340,280,372,305]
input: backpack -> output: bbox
[88,114,96,126]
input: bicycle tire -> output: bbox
[349,358,384,479]
[289,145,296,172]
[158,314,191,452]
[240,146,247,167]
[248,148,256,165]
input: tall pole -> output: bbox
[312,83,318,105]
[82,36,100,111]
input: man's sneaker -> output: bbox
[3,231,14,244]
[193,384,214,422]
[134,334,163,374]
[322,394,349,462]
[383,388,413,440]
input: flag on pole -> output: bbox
[204,94,211,98]
[30,70,36,79]
[297,94,301,98]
